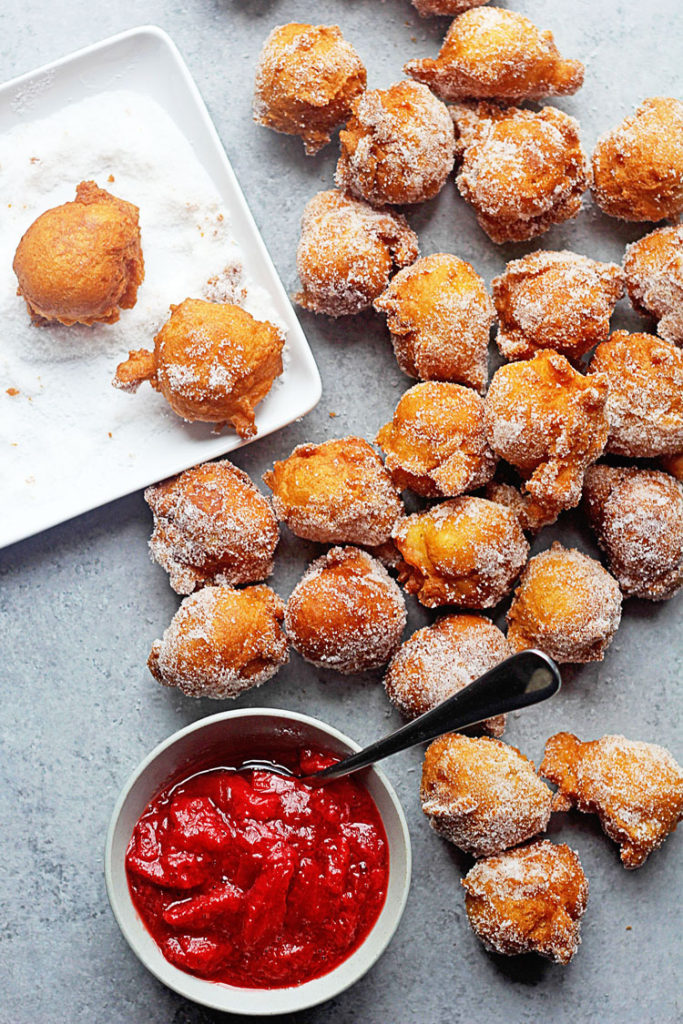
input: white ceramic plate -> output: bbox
[0,26,321,550]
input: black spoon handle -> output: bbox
[304,649,561,784]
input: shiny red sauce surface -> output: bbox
[125,749,389,988]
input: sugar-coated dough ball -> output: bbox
[507,542,622,663]
[661,452,683,481]
[591,97,683,221]
[336,81,455,206]
[541,732,683,869]
[405,7,583,103]
[623,225,683,346]
[148,585,288,699]
[384,614,510,734]
[452,102,588,243]
[144,460,279,595]
[285,546,406,674]
[13,180,144,326]
[393,496,529,609]
[294,190,418,317]
[420,734,553,857]
[374,253,495,393]
[412,0,489,16]
[462,841,588,964]
[492,251,624,363]
[263,436,403,545]
[253,23,366,155]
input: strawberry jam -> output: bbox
[125,748,389,988]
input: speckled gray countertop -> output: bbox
[1,2,681,1022]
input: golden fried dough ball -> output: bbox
[588,331,683,458]
[113,299,284,438]
[336,81,455,206]
[374,254,495,393]
[285,546,406,673]
[384,614,510,734]
[405,7,583,103]
[263,436,403,545]
[591,98,683,222]
[294,190,418,317]
[507,542,622,663]
[624,225,683,346]
[412,0,489,15]
[144,460,279,595]
[541,732,683,869]
[661,452,683,481]
[452,102,588,243]
[253,24,366,155]
[148,585,288,699]
[484,351,609,528]
[492,251,624,363]
[376,382,496,497]
[420,734,553,857]
[13,180,143,326]
[583,465,683,602]
[462,841,588,964]
[393,496,529,609]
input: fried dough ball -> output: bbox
[624,225,683,346]
[452,102,589,243]
[661,452,683,481]
[492,251,624,363]
[376,382,497,497]
[507,542,622,663]
[541,732,683,869]
[583,465,683,602]
[285,546,406,673]
[393,496,529,609]
[588,331,683,458]
[336,81,455,206]
[384,614,511,735]
[374,254,495,393]
[412,0,489,16]
[13,180,144,326]
[484,351,609,529]
[462,841,588,965]
[591,98,683,222]
[405,7,583,103]
[263,436,403,545]
[148,585,288,699]
[253,24,366,155]
[294,190,418,317]
[144,460,279,595]
[420,734,553,857]
[113,299,284,438]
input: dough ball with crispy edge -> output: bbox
[541,732,683,869]
[492,251,624,363]
[253,23,366,155]
[263,436,403,546]
[462,841,588,965]
[374,253,495,393]
[148,585,288,699]
[144,459,279,595]
[113,299,284,438]
[623,225,683,346]
[405,7,583,103]
[506,542,622,663]
[661,452,683,481]
[13,180,144,326]
[420,734,553,857]
[294,190,418,317]
[384,613,510,734]
[452,102,588,244]
[336,81,455,206]
[591,98,683,222]
[588,331,683,458]
[393,496,529,609]
[285,546,406,674]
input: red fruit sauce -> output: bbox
[125,748,389,988]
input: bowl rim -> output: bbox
[104,707,412,1015]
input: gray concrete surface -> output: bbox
[1,2,681,1022]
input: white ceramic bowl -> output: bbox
[105,708,412,1015]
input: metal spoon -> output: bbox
[241,648,561,785]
